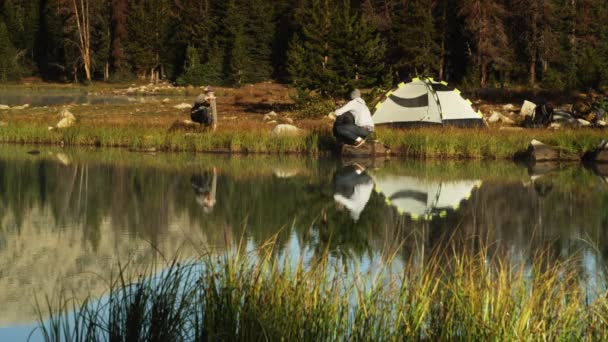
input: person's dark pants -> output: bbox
[333,166,372,198]
[333,123,371,145]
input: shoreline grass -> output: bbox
[36,238,608,341]
[1,123,606,159]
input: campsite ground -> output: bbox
[0,81,606,158]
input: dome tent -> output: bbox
[373,77,484,127]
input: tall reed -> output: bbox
[36,236,608,341]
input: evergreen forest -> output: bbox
[1,0,607,95]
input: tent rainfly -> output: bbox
[373,77,484,127]
[373,175,482,221]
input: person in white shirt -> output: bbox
[333,164,374,222]
[333,89,374,147]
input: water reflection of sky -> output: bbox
[0,147,607,338]
[0,91,184,107]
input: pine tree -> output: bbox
[111,0,128,76]
[391,0,440,79]
[127,0,172,82]
[0,18,21,81]
[1,0,40,74]
[288,0,388,96]
[459,0,511,87]
[224,0,249,85]
[243,0,275,82]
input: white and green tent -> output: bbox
[373,77,484,127]
[373,174,482,221]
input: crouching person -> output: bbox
[333,89,374,147]
[191,92,214,127]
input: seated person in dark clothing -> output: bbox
[191,92,214,127]
[333,89,374,147]
[191,167,217,213]
[333,164,374,222]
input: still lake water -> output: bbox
[0,90,177,107]
[0,146,607,339]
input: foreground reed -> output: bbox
[36,238,608,341]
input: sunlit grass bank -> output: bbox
[38,240,608,341]
[1,123,605,158]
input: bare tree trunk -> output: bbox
[71,0,92,82]
[104,62,109,81]
[481,61,487,87]
[438,0,447,80]
[529,52,536,86]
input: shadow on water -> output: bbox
[0,146,608,338]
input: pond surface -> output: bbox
[0,90,175,107]
[0,146,607,340]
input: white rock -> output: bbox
[531,139,545,147]
[162,98,170,103]
[0,104,10,110]
[549,122,563,130]
[271,124,304,136]
[263,114,273,121]
[502,104,518,111]
[11,104,30,110]
[488,111,515,125]
[488,112,501,124]
[597,120,606,127]
[577,118,592,126]
[55,109,76,129]
[520,100,537,117]
[266,111,278,117]
[284,117,294,124]
[174,103,192,110]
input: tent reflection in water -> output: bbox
[372,174,482,220]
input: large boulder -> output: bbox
[271,124,304,136]
[49,109,76,130]
[341,140,391,157]
[168,119,200,132]
[515,139,579,162]
[583,140,608,163]
[487,111,515,125]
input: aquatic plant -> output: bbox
[36,238,608,341]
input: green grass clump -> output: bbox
[37,238,608,341]
[1,123,606,158]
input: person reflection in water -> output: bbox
[191,167,217,213]
[333,164,374,222]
